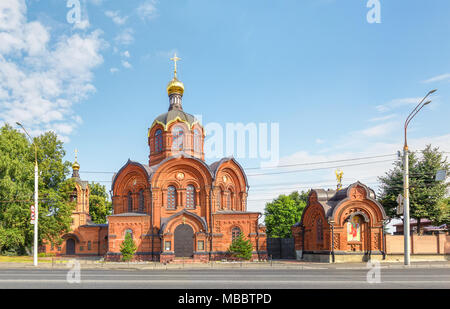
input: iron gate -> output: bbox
[267,238,295,259]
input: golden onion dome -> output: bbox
[72,161,80,170]
[167,77,184,96]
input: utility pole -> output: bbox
[16,122,39,266]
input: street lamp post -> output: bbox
[402,89,436,266]
[16,122,39,266]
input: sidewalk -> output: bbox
[0,259,449,270]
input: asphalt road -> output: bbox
[0,267,449,289]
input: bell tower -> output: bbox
[70,150,91,227]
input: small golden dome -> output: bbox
[167,77,184,96]
[72,161,80,170]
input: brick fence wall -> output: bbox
[386,234,450,255]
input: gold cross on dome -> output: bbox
[75,148,78,161]
[170,53,181,77]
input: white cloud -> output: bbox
[315,138,325,144]
[73,19,90,30]
[369,113,397,122]
[121,60,132,69]
[105,10,128,25]
[122,50,130,58]
[137,0,158,21]
[0,0,104,141]
[361,121,397,137]
[375,97,422,113]
[110,67,119,74]
[422,73,450,84]
[115,28,134,45]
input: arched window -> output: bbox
[172,125,184,151]
[217,190,222,209]
[124,229,133,239]
[167,186,177,209]
[316,218,323,243]
[231,227,241,242]
[186,185,195,208]
[70,190,77,202]
[155,129,163,153]
[138,189,144,213]
[227,191,232,210]
[127,191,133,212]
[194,129,201,153]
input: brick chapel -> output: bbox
[291,181,387,262]
[44,56,267,262]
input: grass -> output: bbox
[0,256,68,263]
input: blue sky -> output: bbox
[1,0,449,228]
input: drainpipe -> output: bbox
[98,227,101,256]
[301,225,305,260]
[209,186,213,261]
[382,220,386,260]
[367,219,371,261]
[329,220,335,263]
[256,213,261,261]
[150,185,154,261]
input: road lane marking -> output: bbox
[0,279,449,284]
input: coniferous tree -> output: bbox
[228,232,253,260]
[120,232,137,262]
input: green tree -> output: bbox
[228,232,253,260]
[378,145,449,234]
[264,190,308,238]
[0,124,73,254]
[89,182,112,224]
[120,232,137,262]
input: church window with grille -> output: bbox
[155,129,163,152]
[172,126,184,151]
[127,191,133,212]
[139,189,144,212]
[217,190,222,209]
[317,218,323,243]
[186,185,195,208]
[231,227,241,242]
[227,191,232,210]
[167,186,177,209]
[194,129,201,153]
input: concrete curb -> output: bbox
[0,261,449,271]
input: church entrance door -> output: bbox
[66,238,75,255]
[174,224,194,258]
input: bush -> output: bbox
[38,252,56,257]
[120,233,137,262]
[227,232,253,260]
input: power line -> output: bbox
[246,159,395,177]
[244,153,397,170]
[77,153,398,174]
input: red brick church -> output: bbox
[44,56,267,262]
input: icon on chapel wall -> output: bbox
[347,216,361,242]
